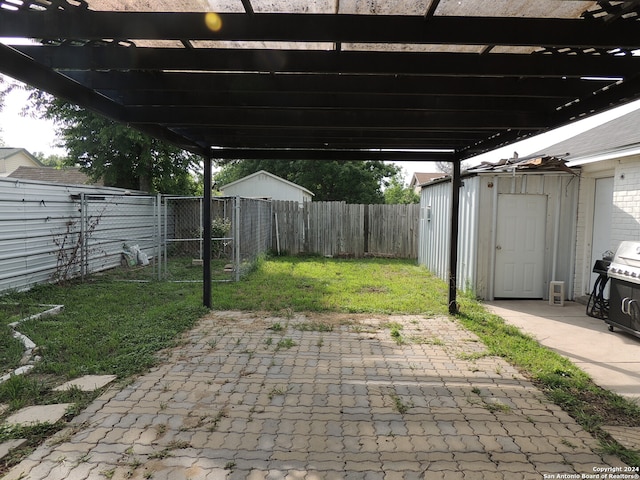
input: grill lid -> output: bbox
[608,241,640,284]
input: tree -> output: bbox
[29,92,201,195]
[384,171,420,204]
[32,152,68,168]
[0,75,8,145]
[214,159,399,204]
[435,160,471,175]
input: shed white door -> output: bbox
[494,194,547,298]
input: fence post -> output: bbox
[156,193,162,281]
[234,196,241,282]
[203,156,213,308]
[80,193,86,282]
[449,157,461,315]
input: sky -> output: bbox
[2,75,640,178]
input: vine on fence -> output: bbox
[51,206,105,284]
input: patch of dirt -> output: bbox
[575,388,640,428]
[200,310,390,331]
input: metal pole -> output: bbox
[448,156,461,315]
[156,193,162,281]
[203,155,213,308]
[235,196,241,282]
[80,193,86,282]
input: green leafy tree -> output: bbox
[32,152,68,168]
[29,92,200,194]
[215,159,399,203]
[384,171,420,204]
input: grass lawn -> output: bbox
[1,255,639,470]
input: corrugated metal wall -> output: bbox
[418,177,480,294]
[418,173,579,300]
[0,177,157,293]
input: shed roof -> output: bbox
[469,155,577,174]
[220,170,314,196]
[1,1,639,163]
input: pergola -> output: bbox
[1,0,640,312]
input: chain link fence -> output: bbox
[161,195,271,282]
[70,195,271,284]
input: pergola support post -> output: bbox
[203,154,213,308]
[448,155,461,315]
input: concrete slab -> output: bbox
[52,375,117,392]
[3,403,73,427]
[486,300,640,399]
[0,439,27,461]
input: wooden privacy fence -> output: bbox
[272,201,420,258]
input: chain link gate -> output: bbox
[162,196,271,283]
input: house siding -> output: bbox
[0,151,40,177]
[572,157,640,298]
[612,157,640,246]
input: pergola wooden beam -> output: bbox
[1,12,638,49]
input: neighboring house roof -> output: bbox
[7,166,103,186]
[0,147,43,165]
[409,172,444,187]
[532,107,640,164]
[220,170,314,197]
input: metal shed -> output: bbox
[419,156,580,301]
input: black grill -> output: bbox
[605,242,640,339]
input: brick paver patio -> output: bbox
[3,311,628,479]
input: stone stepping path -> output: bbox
[0,439,27,461]
[3,404,74,428]
[0,375,117,461]
[52,375,117,392]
